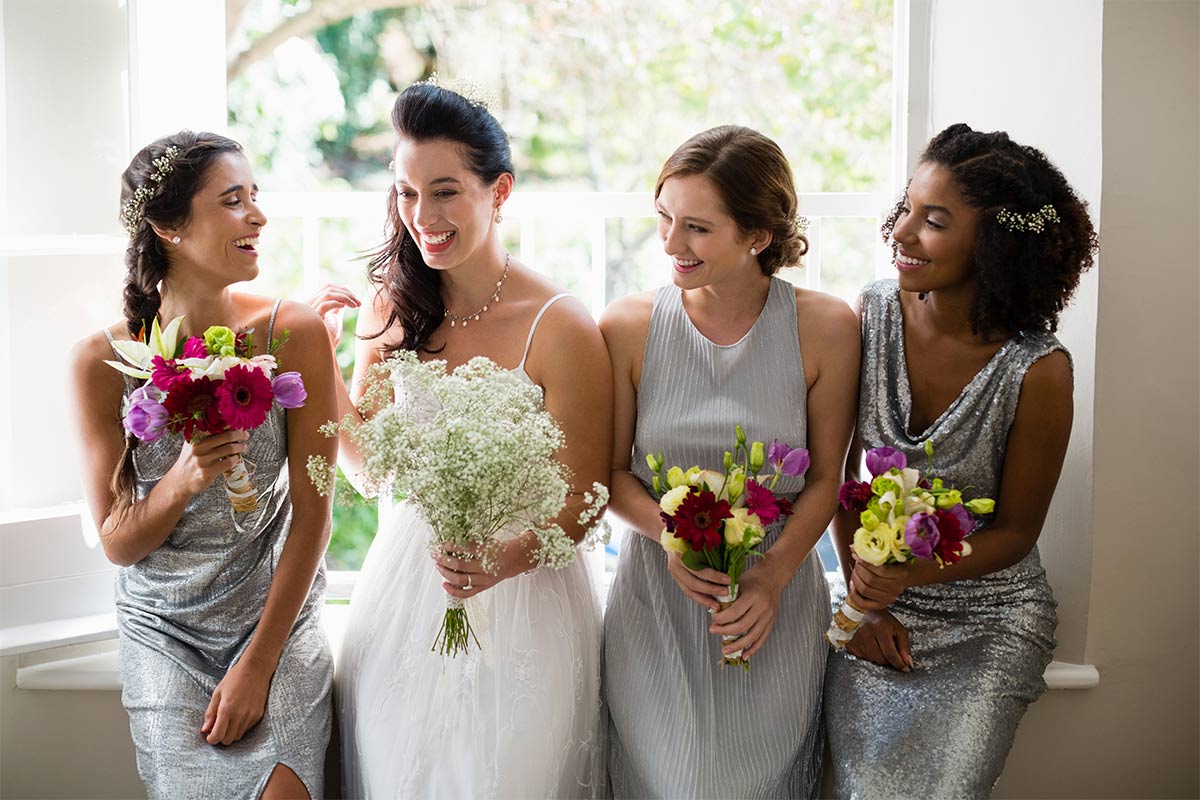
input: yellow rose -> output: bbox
[725,468,746,504]
[852,526,892,566]
[659,485,692,516]
[724,508,765,547]
[660,528,688,555]
[964,497,995,515]
[935,489,963,509]
[666,466,687,489]
[883,521,910,562]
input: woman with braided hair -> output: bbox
[68,131,337,798]
[824,123,1098,798]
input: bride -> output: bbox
[310,82,612,799]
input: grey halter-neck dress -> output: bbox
[605,278,830,799]
[106,301,332,799]
[824,279,1063,799]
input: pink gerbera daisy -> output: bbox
[216,364,274,430]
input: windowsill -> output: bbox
[11,604,1099,692]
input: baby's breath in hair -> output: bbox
[120,146,180,233]
[996,204,1060,234]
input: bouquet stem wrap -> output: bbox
[716,585,750,670]
[825,598,866,649]
[223,458,258,513]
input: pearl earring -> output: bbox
[749,247,758,255]
[494,209,503,224]
[171,236,181,245]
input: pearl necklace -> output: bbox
[444,251,510,329]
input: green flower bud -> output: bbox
[924,439,935,458]
[749,441,764,472]
[735,424,747,445]
[723,450,734,471]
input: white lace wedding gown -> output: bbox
[337,295,605,799]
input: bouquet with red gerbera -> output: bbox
[648,426,809,670]
[105,316,306,512]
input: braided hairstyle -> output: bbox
[882,123,1099,337]
[110,131,243,523]
[119,131,243,336]
[656,126,808,276]
[367,83,514,355]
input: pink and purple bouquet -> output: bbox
[105,316,306,512]
[825,441,994,649]
[649,426,809,670]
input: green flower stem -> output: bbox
[432,604,480,658]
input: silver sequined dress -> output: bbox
[824,280,1063,799]
[106,303,333,799]
[605,278,831,799]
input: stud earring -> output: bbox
[749,247,758,255]
[171,236,181,245]
[494,209,503,224]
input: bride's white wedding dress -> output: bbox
[337,294,605,800]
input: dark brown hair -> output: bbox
[367,83,514,354]
[655,125,808,276]
[882,123,1099,338]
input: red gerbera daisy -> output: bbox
[673,489,732,552]
[162,376,224,440]
[216,364,274,430]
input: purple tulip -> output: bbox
[865,446,907,477]
[768,440,811,477]
[271,371,307,409]
[947,503,973,533]
[123,386,168,442]
[904,511,941,560]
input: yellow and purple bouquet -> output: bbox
[825,441,994,649]
[648,426,809,670]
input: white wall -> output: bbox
[995,0,1200,796]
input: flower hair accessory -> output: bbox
[996,204,1060,233]
[120,146,180,234]
[414,72,497,111]
[794,214,811,236]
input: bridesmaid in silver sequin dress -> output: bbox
[69,132,338,799]
[825,124,1099,798]
[602,127,860,799]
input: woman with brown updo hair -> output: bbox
[824,123,1097,798]
[68,131,337,798]
[601,126,860,797]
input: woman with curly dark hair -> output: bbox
[824,123,1098,798]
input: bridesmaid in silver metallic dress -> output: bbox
[68,131,338,799]
[825,124,1099,798]
[602,127,860,798]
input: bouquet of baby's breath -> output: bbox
[308,351,608,657]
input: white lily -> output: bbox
[103,316,186,380]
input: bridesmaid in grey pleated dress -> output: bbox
[825,124,1099,798]
[69,131,338,799]
[602,126,860,799]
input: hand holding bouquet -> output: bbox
[106,316,306,512]
[308,351,608,658]
[825,441,994,649]
[649,426,809,670]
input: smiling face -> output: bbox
[392,137,509,271]
[656,173,760,290]
[890,162,981,294]
[166,152,265,286]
